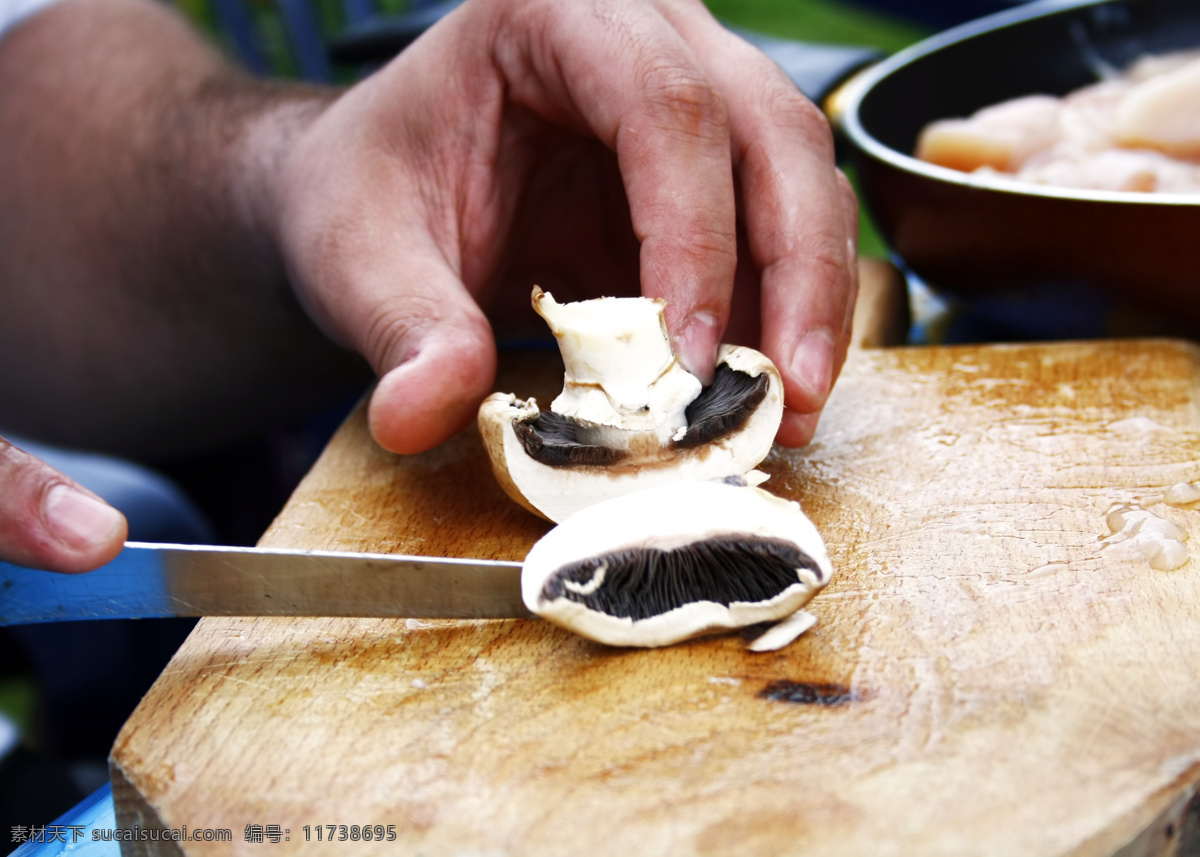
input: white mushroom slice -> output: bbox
[479,289,784,523]
[522,481,833,648]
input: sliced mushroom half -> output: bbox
[522,480,833,648]
[479,289,784,522]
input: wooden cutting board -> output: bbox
[110,262,1200,856]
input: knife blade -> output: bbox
[0,542,532,625]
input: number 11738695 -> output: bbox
[302,825,397,842]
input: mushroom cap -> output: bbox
[522,480,832,647]
[478,344,784,522]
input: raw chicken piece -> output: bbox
[1016,149,1161,192]
[1115,56,1200,157]
[1056,79,1129,151]
[915,95,1061,172]
[915,49,1200,194]
[1125,48,1200,82]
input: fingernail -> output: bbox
[43,484,124,550]
[676,312,720,384]
[789,329,836,403]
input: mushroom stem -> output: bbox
[533,287,702,444]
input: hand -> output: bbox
[269,0,858,453]
[0,435,127,573]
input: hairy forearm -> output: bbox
[0,0,367,458]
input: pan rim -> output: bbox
[840,0,1200,207]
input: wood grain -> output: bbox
[110,264,1200,856]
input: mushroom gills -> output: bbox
[522,480,833,648]
[512,410,628,467]
[542,536,825,620]
[675,362,770,449]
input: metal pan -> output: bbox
[837,0,1200,321]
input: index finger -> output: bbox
[497,0,738,382]
[661,3,858,445]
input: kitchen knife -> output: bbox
[0,542,531,625]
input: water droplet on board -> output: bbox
[1105,417,1175,435]
[1029,562,1069,578]
[1164,482,1200,507]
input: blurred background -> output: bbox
[1,0,1034,849]
[164,0,985,258]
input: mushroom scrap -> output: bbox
[479,288,833,649]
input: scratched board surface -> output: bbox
[110,336,1200,856]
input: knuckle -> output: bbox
[650,217,737,275]
[808,240,854,297]
[688,222,738,269]
[360,294,444,373]
[768,226,854,307]
[637,59,729,142]
[750,67,834,158]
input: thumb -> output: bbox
[359,263,498,455]
[270,96,499,454]
[0,436,127,573]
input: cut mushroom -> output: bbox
[479,288,784,522]
[522,480,833,648]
